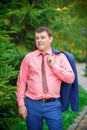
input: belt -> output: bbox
[39,98,56,103]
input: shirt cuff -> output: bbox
[17,97,25,106]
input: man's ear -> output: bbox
[50,37,53,43]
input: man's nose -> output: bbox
[38,38,42,42]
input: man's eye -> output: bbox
[41,36,45,39]
[35,36,46,40]
[35,37,39,40]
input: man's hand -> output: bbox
[18,105,27,119]
[47,54,55,68]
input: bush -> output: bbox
[0,40,27,127]
[83,67,87,77]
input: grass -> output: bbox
[1,86,87,130]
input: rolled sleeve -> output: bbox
[52,62,75,84]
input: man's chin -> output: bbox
[38,48,44,52]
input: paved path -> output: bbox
[76,63,87,91]
[68,63,87,130]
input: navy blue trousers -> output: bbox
[25,97,62,130]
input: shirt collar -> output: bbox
[37,48,52,56]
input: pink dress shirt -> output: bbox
[16,48,75,106]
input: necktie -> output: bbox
[41,54,49,93]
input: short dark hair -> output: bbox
[35,27,52,37]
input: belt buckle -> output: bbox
[43,99,46,102]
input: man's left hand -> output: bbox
[47,54,55,68]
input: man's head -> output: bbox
[35,27,52,37]
[35,27,53,54]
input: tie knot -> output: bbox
[42,53,47,57]
[41,54,46,59]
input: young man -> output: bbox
[16,27,75,130]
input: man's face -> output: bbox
[35,31,53,53]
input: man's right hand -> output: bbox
[18,105,27,119]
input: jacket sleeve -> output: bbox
[69,55,79,112]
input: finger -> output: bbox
[52,54,55,57]
[25,110,28,117]
[22,113,27,119]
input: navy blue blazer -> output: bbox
[52,48,79,112]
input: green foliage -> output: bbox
[0,32,27,123]
[0,0,87,130]
[0,41,17,118]
[0,0,87,61]
[0,117,27,130]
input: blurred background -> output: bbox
[0,0,87,130]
